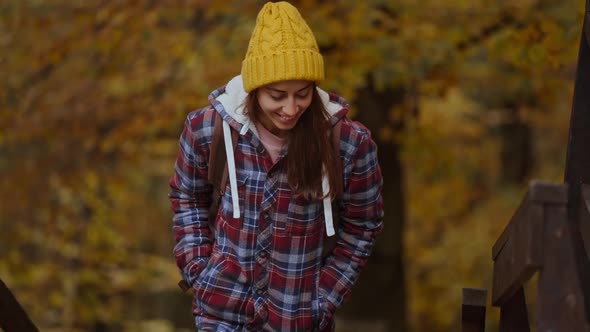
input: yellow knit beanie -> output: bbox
[241,1,324,93]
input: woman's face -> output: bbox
[255,80,314,137]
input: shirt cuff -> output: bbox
[318,292,336,331]
[182,257,210,286]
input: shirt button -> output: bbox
[260,307,268,319]
[256,288,265,296]
[258,251,268,258]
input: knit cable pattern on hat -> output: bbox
[241,1,324,92]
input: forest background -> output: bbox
[0,0,583,331]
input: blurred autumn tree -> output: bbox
[0,0,582,331]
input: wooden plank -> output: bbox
[492,181,563,260]
[565,6,590,186]
[526,180,568,205]
[462,288,487,332]
[491,206,542,306]
[463,288,487,307]
[0,279,39,332]
[499,287,530,332]
[491,192,527,260]
[492,183,548,306]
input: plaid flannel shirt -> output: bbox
[169,84,384,332]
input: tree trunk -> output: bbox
[337,76,407,332]
[499,111,533,184]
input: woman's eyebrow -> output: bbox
[266,84,313,94]
[266,87,286,94]
[297,84,313,92]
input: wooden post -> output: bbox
[0,279,39,332]
[537,201,589,331]
[580,185,590,261]
[498,287,530,332]
[564,0,590,324]
[462,288,487,332]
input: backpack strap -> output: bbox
[207,111,239,238]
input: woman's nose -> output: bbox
[283,98,298,115]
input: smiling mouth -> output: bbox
[279,114,295,121]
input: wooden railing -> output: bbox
[462,181,590,332]
[0,279,39,332]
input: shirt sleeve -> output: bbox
[318,124,384,324]
[168,111,214,287]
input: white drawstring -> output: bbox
[223,120,240,218]
[240,118,250,135]
[322,167,335,237]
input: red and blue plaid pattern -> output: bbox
[169,86,383,331]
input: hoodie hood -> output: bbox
[209,75,348,135]
[208,75,348,236]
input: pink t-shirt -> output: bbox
[255,122,287,163]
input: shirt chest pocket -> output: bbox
[285,195,323,237]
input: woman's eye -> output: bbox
[296,93,309,99]
[270,95,283,101]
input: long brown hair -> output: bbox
[245,87,342,200]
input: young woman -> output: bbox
[169,2,384,331]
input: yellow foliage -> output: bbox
[0,0,580,330]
